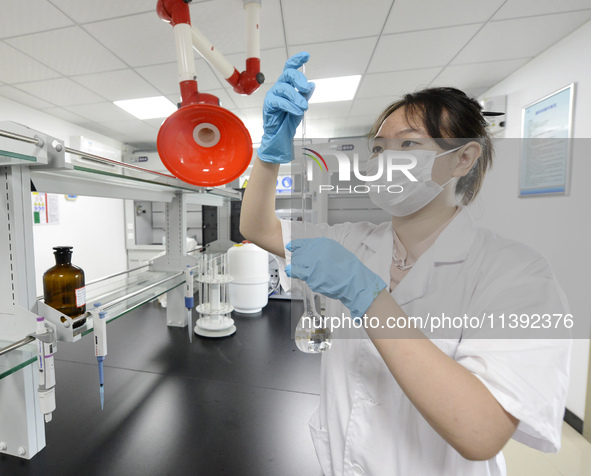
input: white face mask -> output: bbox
[366,147,461,217]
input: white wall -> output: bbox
[0,96,128,296]
[475,20,591,419]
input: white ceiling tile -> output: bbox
[15,77,104,106]
[468,87,490,99]
[76,121,127,139]
[453,11,591,64]
[342,118,374,137]
[282,0,392,45]
[98,119,159,138]
[189,0,285,54]
[307,101,352,120]
[356,68,442,100]
[1,0,588,144]
[163,87,237,110]
[384,0,505,33]
[83,12,175,67]
[40,107,89,124]
[165,94,183,109]
[0,0,73,38]
[142,118,167,130]
[345,115,377,134]
[64,102,138,122]
[207,88,238,110]
[234,107,263,123]
[71,69,160,101]
[304,117,349,138]
[0,85,54,109]
[48,0,156,23]
[226,84,268,109]
[431,58,531,91]
[493,0,591,20]
[0,41,61,83]
[288,37,377,80]
[349,97,390,118]
[6,26,126,75]
[136,59,223,96]
[368,24,481,73]
[96,123,159,146]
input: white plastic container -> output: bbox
[227,242,269,313]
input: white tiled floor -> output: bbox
[504,424,591,476]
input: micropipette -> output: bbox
[34,316,57,422]
[93,302,107,409]
[185,264,195,343]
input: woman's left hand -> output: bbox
[285,237,386,318]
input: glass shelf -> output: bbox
[0,269,185,379]
[0,340,37,381]
[30,162,242,204]
[81,268,185,336]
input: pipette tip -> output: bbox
[188,309,193,343]
[100,384,104,410]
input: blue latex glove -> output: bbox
[258,52,315,163]
[285,238,387,318]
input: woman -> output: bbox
[240,52,570,476]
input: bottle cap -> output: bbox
[53,246,73,254]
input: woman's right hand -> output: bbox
[257,51,315,164]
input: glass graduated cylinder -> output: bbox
[293,62,332,353]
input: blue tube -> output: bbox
[97,356,104,385]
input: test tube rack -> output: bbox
[194,253,236,338]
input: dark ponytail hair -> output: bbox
[369,87,493,205]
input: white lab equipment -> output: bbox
[227,242,270,314]
[92,303,107,410]
[34,317,57,423]
[194,254,235,338]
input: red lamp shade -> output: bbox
[157,104,253,187]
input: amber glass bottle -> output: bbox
[43,246,86,328]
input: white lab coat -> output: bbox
[278,207,571,476]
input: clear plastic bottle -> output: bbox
[43,246,86,328]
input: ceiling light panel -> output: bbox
[114,96,177,120]
[308,75,361,104]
